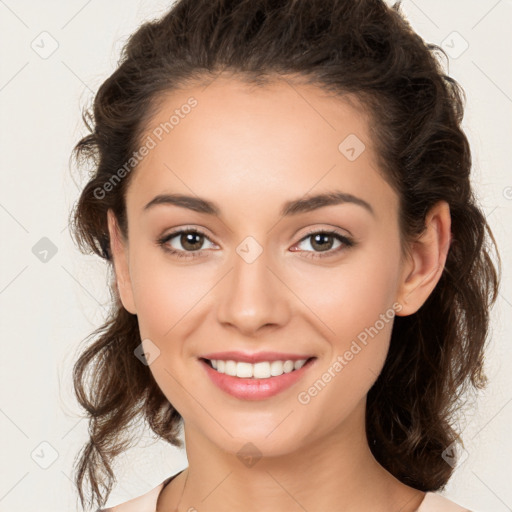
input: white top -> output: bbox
[101,472,472,512]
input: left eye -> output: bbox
[296,232,342,252]
[292,230,354,258]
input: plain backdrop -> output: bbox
[0,1,510,511]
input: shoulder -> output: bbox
[98,469,184,512]
[418,492,473,512]
[97,480,167,512]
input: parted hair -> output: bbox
[69,0,501,509]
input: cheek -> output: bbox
[129,248,211,341]
[292,285,396,439]
[291,245,400,346]
[129,252,211,413]
[290,244,400,404]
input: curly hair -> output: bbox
[69,0,501,509]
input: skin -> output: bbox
[107,75,452,512]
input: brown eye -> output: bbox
[309,233,336,252]
[179,231,205,251]
[293,230,355,259]
[157,228,216,259]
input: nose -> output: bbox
[215,245,291,337]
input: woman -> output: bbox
[70,0,501,510]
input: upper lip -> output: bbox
[200,351,315,363]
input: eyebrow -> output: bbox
[143,191,375,217]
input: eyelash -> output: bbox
[156,227,356,260]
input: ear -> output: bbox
[395,200,452,316]
[107,209,137,314]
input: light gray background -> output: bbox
[0,1,510,511]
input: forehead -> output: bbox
[126,76,397,223]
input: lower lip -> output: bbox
[199,358,316,400]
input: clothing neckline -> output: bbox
[416,492,429,511]
[157,472,432,512]
[156,474,469,512]
[162,469,185,489]
[155,469,185,509]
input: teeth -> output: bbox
[294,359,306,370]
[208,358,309,379]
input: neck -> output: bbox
[162,400,425,512]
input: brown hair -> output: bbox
[69,0,501,509]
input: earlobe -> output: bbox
[106,209,137,315]
[395,201,452,316]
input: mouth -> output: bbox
[199,356,316,379]
[198,354,318,400]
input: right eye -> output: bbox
[156,228,217,259]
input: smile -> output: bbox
[204,358,311,378]
[199,355,317,400]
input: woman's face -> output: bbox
[109,76,414,457]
